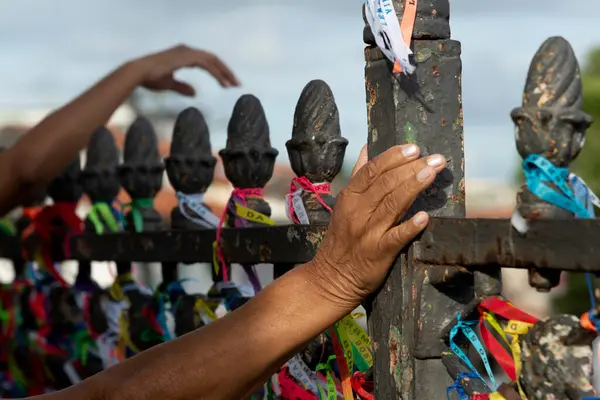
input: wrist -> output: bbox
[298,258,361,315]
[118,59,147,86]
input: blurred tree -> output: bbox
[552,46,600,315]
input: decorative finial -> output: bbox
[220,94,279,188]
[118,117,164,233]
[165,107,217,230]
[286,80,348,224]
[512,36,593,292]
[79,127,122,289]
[216,94,278,286]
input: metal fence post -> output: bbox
[80,126,121,290]
[219,94,278,287]
[362,1,467,398]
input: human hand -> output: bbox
[129,44,240,96]
[310,144,446,309]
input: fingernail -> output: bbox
[413,212,428,227]
[416,166,432,182]
[403,145,418,157]
[427,155,445,168]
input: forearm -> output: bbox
[0,62,142,213]
[91,262,350,400]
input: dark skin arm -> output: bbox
[36,145,447,400]
[0,44,239,216]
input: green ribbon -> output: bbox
[122,198,153,233]
[88,202,121,234]
[72,330,95,366]
[326,326,370,374]
[0,218,16,236]
[266,380,276,400]
[315,355,337,400]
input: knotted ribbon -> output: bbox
[88,201,122,234]
[121,198,153,233]
[446,372,479,400]
[21,202,83,286]
[449,313,497,390]
[214,188,274,288]
[176,192,220,228]
[285,177,332,224]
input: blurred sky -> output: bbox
[0,0,598,183]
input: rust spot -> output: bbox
[258,243,272,263]
[441,118,446,127]
[432,65,440,77]
[389,326,402,379]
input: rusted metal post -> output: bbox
[511,36,593,292]
[218,94,278,290]
[165,107,218,335]
[278,79,349,279]
[79,126,121,291]
[363,1,470,398]
[116,117,165,353]
[286,79,347,369]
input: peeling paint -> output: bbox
[389,326,403,383]
[306,230,326,247]
[415,48,433,63]
[404,122,417,144]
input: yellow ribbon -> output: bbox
[108,272,135,302]
[334,323,355,373]
[118,311,140,354]
[338,315,373,368]
[195,298,218,322]
[235,204,275,225]
[482,312,533,399]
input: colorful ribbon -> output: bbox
[449,313,497,390]
[351,371,374,400]
[214,188,274,285]
[122,198,154,233]
[315,355,338,400]
[21,202,83,286]
[176,192,220,228]
[285,177,332,224]
[88,202,121,234]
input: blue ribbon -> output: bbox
[449,314,497,390]
[446,372,479,400]
[156,279,196,342]
[524,155,600,331]
[523,154,591,218]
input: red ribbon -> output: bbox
[472,395,490,400]
[215,188,264,282]
[287,177,332,224]
[22,202,83,286]
[478,298,538,381]
[479,298,538,324]
[277,367,317,400]
[351,371,374,400]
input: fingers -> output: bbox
[347,144,420,194]
[369,154,446,227]
[379,211,429,253]
[351,144,368,178]
[199,54,240,88]
[170,79,196,96]
[162,45,240,88]
[366,154,446,207]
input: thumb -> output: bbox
[351,144,368,178]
